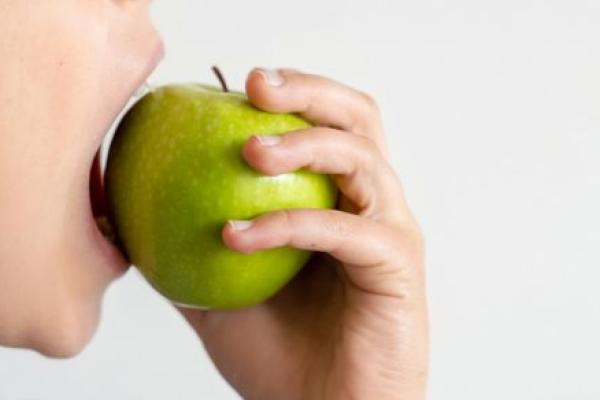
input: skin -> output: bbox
[0,0,162,356]
[181,69,429,399]
[0,1,428,398]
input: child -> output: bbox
[0,1,427,398]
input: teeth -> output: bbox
[95,216,117,244]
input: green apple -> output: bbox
[105,81,337,309]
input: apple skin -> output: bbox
[105,83,337,309]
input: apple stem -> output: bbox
[212,66,229,93]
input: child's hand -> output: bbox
[180,68,428,400]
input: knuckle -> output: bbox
[324,210,351,240]
[357,90,380,113]
[359,227,425,301]
[389,227,425,275]
[352,135,379,169]
[271,209,294,227]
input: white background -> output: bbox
[1,0,600,399]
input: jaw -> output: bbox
[0,138,131,356]
[48,30,165,353]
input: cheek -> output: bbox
[17,2,160,146]
[11,7,116,142]
[0,2,154,356]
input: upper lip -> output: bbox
[129,38,165,98]
[145,38,165,81]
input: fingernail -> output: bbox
[255,135,282,146]
[257,68,284,87]
[229,220,253,231]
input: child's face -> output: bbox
[0,0,163,356]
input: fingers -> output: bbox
[243,128,408,222]
[222,209,423,300]
[246,68,387,157]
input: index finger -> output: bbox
[245,68,387,156]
